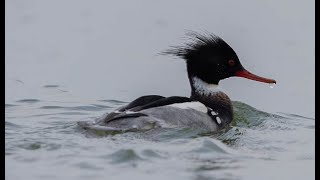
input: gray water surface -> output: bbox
[5,92,314,180]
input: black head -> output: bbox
[163,32,276,85]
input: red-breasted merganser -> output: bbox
[78,32,276,133]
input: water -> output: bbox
[5,86,314,180]
[5,0,314,179]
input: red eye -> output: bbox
[228,59,235,66]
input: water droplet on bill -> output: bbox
[269,83,275,88]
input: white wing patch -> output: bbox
[124,111,137,114]
[168,101,208,113]
[111,110,140,115]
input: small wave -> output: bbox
[188,138,232,154]
[58,89,69,92]
[40,106,64,109]
[73,162,104,170]
[18,142,42,150]
[17,142,62,151]
[16,99,41,103]
[141,149,164,159]
[232,101,284,128]
[215,127,245,146]
[192,158,241,172]
[43,85,59,88]
[5,121,24,128]
[99,99,127,104]
[65,105,108,111]
[5,104,18,108]
[276,112,315,120]
[305,125,315,129]
[90,104,112,108]
[8,78,24,84]
[108,149,144,164]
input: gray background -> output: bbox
[6,0,314,117]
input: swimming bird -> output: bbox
[78,32,276,133]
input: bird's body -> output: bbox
[78,32,276,133]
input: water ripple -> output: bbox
[98,99,127,104]
[43,85,59,88]
[5,104,19,108]
[16,99,41,103]
[108,149,144,164]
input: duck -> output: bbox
[78,32,276,133]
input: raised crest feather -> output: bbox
[161,31,235,61]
